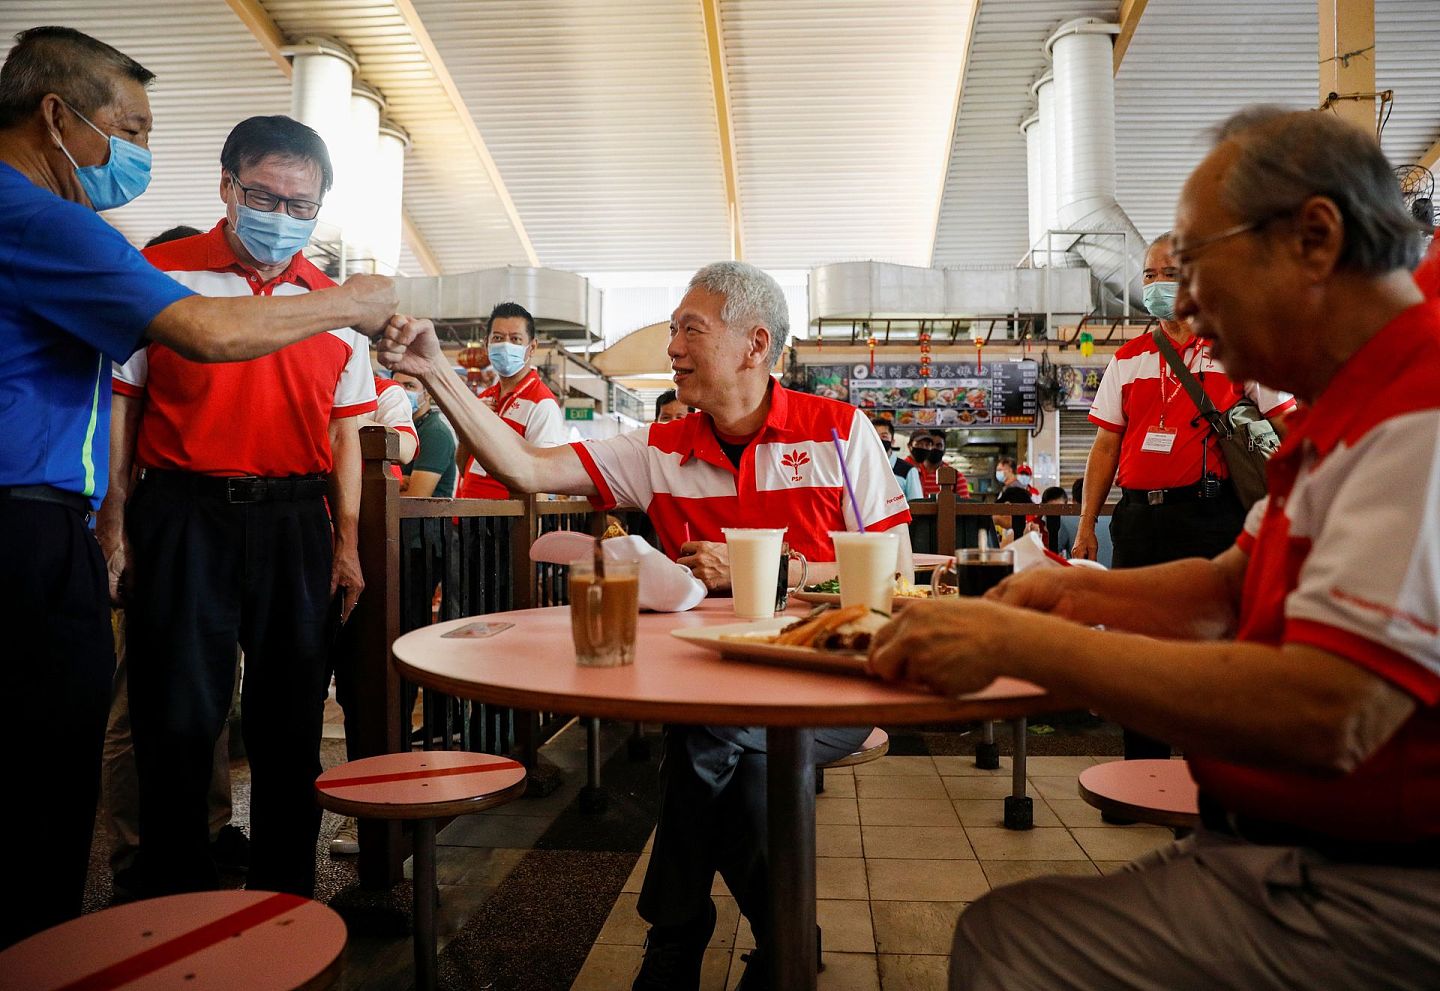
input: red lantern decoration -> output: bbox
[918,330,932,379]
[457,339,487,370]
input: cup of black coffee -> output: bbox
[932,547,1014,598]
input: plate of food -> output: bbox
[672,605,888,674]
[791,578,956,610]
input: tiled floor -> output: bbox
[571,754,1174,991]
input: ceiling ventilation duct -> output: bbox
[396,267,602,345]
[1045,18,1148,313]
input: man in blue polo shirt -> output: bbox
[0,26,399,947]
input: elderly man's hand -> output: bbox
[678,540,730,591]
[866,599,1010,697]
[1071,525,1098,561]
[984,567,1076,616]
[377,315,441,376]
[343,274,398,336]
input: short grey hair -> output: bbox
[0,26,154,130]
[1150,230,1176,252]
[688,261,790,366]
[1210,105,1422,274]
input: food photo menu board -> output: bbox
[806,360,1039,428]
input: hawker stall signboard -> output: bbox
[806,360,1039,428]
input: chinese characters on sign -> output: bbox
[806,360,1041,429]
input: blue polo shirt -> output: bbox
[0,163,194,507]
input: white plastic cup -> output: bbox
[829,531,900,615]
[722,528,787,619]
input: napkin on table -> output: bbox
[529,531,708,613]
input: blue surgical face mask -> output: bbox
[1018,474,1033,487]
[1143,281,1178,321]
[488,342,529,378]
[995,469,1007,483]
[53,103,152,212]
[405,389,421,414]
[232,197,318,266]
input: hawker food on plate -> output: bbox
[912,386,938,405]
[776,604,890,651]
[729,604,889,652]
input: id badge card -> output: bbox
[1141,426,1177,454]
[441,622,514,639]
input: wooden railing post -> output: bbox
[347,425,405,887]
[936,465,958,556]
[511,493,538,611]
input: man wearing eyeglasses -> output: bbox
[100,115,376,899]
[872,106,1440,991]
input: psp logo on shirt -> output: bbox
[780,449,811,482]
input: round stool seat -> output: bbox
[315,750,527,820]
[1078,758,1200,829]
[0,891,345,991]
[820,728,889,769]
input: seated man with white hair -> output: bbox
[378,260,913,991]
[870,106,1440,990]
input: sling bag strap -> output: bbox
[1152,329,1230,438]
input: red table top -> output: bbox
[0,891,345,991]
[392,599,1061,727]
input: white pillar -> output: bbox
[284,37,358,247]
[1021,112,1042,265]
[369,121,409,274]
[1034,72,1058,265]
[343,82,385,267]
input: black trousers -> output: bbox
[0,500,113,948]
[126,477,334,896]
[637,725,870,942]
[1110,482,1246,759]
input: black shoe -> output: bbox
[632,900,716,991]
[210,824,251,872]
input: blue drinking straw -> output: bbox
[830,427,866,532]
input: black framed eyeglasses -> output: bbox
[229,175,322,221]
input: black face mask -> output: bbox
[881,442,894,454]
[923,449,945,465]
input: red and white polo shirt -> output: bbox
[571,381,911,562]
[374,375,417,481]
[458,368,565,499]
[1089,331,1295,490]
[1189,301,1440,842]
[113,221,376,477]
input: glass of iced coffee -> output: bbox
[570,557,640,667]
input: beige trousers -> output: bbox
[102,611,235,872]
[952,829,1440,991]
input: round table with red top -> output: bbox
[393,598,1070,990]
[0,890,346,991]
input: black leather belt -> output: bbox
[1199,793,1440,868]
[141,469,328,504]
[1121,481,1214,506]
[0,484,91,515]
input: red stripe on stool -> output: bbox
[56,893,308,991]
[318,759,525,790]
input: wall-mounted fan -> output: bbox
[1395,164,1435,229]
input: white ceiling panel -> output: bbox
[410,0,731,272]
[1377,0,1440,167]
[931,0,1117,268]
[262,0,533,272]
[1114,0,1318,242]
[721,0,976,270]
[0,1,292,247]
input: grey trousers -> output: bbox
[951,829,1440,991]
[637,725,870,941]
[102,612,235,872]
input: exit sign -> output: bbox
[565,406,594,421]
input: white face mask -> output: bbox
[994,469,1006,483]
[1017,474,1032,487]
